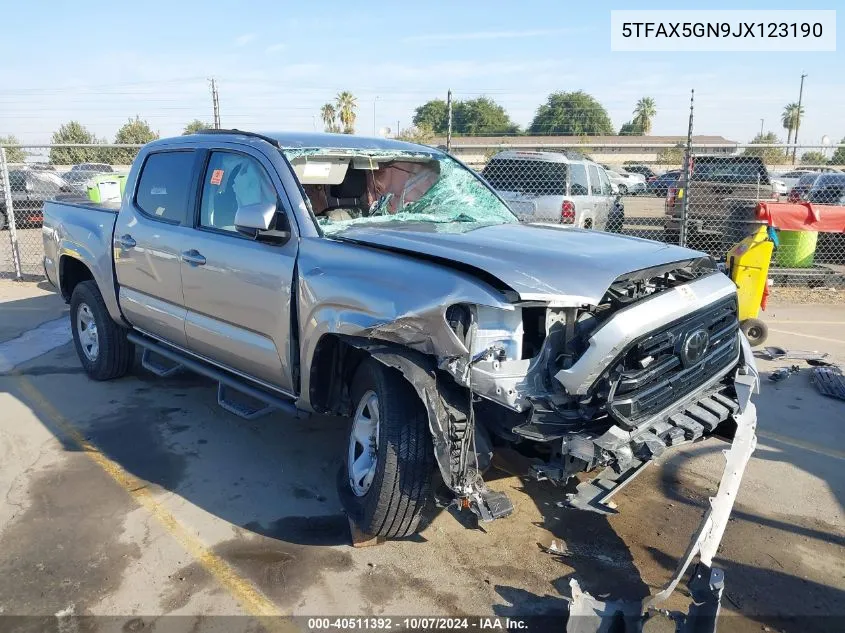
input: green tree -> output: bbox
[412,99,449,133]
[799,150,828,166]
[0,134,28,163]
[49,121,101,164]
[412,97,518,135]
[452,97,519,135]
[618,120,643,136]
[632,97,657,135]
[396,125,434,144]
[528,91,614,136]
[336,91,357,134]
[320,103,339,133]
[744,132,788,165]
[829,137,845,166]
[781,102,803,146]
[182,119,210,135]
[657,144,685,166]
[112,116,159,164]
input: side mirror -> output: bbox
[235,201,291,244]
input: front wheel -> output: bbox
[338,358,434,538]
[617,184,628,195]
[70,281,135,380]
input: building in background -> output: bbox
[432,135,738,168]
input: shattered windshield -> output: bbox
[283,148,517,235]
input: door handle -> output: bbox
[181,249,206,266]
[116,234,136,249]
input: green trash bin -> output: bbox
[86,173,127,203]
[775,230,818,268]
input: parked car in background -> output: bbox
[647,169,681,197]
[787,172,823,202]
[62,163,115,193]
[622,164,660,180]
[605,169,646,195]
[664,155,778,253]
[0,168,72,230]
[806,173,845,205]
[774,169,816,190]
[66,162,114,176]
[769,176,788,196]
[482,150,615,229]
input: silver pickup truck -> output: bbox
[43,130,758,622]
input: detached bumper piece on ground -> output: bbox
[566,373,758,633]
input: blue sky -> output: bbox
[0,1,841,146]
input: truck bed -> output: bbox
[42,198,121,318]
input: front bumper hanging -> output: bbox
[567,350,759,633]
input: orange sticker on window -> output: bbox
[210,169,224,185]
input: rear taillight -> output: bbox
[560,200,575,224]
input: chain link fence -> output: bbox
[0,144,141,278]
[2,142,844,287]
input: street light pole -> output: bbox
[759,119,764,137]
[373,96,379,136]
[792,73,807,164]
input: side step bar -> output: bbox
[127,332,301,420]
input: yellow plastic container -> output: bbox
[727,225,774,346]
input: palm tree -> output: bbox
[320,103,338,133]
[632,97,657,135]
[781,102,803,145]
[336,91,358,134]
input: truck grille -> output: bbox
[607,295,739,428]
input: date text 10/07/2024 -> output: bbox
[306,618,530,630]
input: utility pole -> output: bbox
[446,89,453,152]
[209,78,221,129]
[679,89,694,249]
[792,73,807,164]
[373,96,379,136]
[759,119,764,137]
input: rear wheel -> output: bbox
[70,281,135,380]
[338,358,434,538]
[0,209,6,231]
[618,184,628,195]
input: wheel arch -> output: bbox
[59,255,95,302]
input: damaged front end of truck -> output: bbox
[305,251,758,629]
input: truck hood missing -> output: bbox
[333,222,706,305]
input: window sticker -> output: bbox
[210,169,224,186]
[150,186,167,195]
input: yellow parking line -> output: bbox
[767,328,845,345]
[16,376,295,628]
[758,430,845,461]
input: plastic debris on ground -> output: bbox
[769,365,801,382]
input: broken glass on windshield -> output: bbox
[283,149,517,234]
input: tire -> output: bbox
[70,280,135,380]
[338,358,434,538]
[0,210,6,231]
[740,318,768,347]
[618,184,628,195]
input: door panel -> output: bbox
[181,231,296,390]
[114,150,198,347]
[181,149,298,392]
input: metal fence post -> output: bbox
[679,89,695,248]
[0,147,23,280]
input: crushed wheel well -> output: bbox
[60,257,94,301]
[309,335,368,416]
